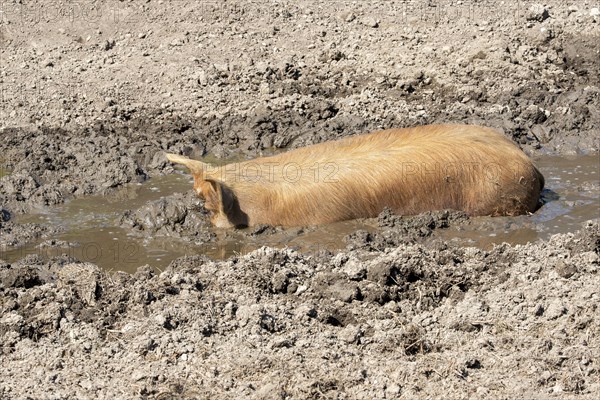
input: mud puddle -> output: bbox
[2,155,598,273]
[1,174,194,272]
[2,170,372,273]
[435,154,599,248]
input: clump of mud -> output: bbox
[345,208,470,251]
[1,206,47,249]
[120,191,216,243]
[0,220,62,248]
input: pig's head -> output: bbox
[165,153,247,228]
[195,179,237,228]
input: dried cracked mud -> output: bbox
[1,1,599,399]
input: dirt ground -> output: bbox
[1,1,599,399]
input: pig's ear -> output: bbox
[165,153,208,175]
[198,179,233,215]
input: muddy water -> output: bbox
[2,155,598,273]
[3,174,194,272]
[0,160,10,178]
[2,170,372,273]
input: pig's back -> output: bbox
[230,125,544,226]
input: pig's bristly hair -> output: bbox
[165,125,545,227]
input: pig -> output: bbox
[166,124,544,228]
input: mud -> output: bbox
[1,1,600,399]
[1,222,598,399]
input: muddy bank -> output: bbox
[0,221,598,399]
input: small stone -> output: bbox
[527,4,549,22]
[295,285,308,295]
[131,370,147,381]
[556,260,577,278]
[344,12,356,22]
[338,324,362,344]
[79,379,93,390]
[213,63,229,73]
[545,299,567,320]
[385,383,401,396]
[591,8,600,17]
[340,257,366,280]
[552,384,563,393]
[259,82,272,95]
[539,370,553,384]
[362,17,379,28]
[271,271,289,293]
[197,70,207,86]
[0,209,10,222]
[155,314,167,326]
[0,312,23,325]
[580,357,591,366]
